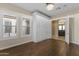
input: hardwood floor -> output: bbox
[0,39,78,56]
[0,39,52,56]
[52,40,68,56]
[69,43,79,56]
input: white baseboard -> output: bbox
[0,39,32,50]
[70,41,79,45]
[33,38,50,43]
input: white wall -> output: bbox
[0,4,31,15]
[52,13,79,45]
[0,10,32,50]
[0,10,52,50]
[69,14,79,45]
[32,12,52,42]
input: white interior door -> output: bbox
[65,17,69,44]
[69,17,74,43]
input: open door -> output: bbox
[65,18,69,44]
[69,17,74,43]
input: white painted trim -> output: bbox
[0,39,32,50]
[33,38,50,43]
[70,41,79,45]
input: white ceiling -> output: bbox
[12,3,79,18]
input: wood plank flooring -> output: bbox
[0,39,52,56]
[69,43,79,56]
[0,39,78,56]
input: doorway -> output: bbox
[52,19,65,41]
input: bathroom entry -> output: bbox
[52,19,65,41]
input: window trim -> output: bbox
[21,17,30,37]
[2,14,17,39]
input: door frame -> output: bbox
[51,16,70,44]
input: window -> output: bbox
[58,24,65,30]
[3,15,16,37]
[59,25,62,30]
[5,21,12,33]
[21,18,30,36]
[63,25,65,30]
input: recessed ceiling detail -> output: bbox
[11,3,79,18]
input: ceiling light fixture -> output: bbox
[46,3,54,11]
